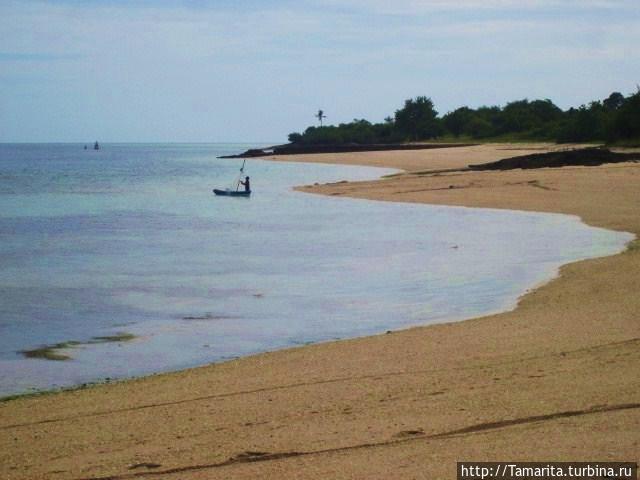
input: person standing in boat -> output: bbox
[239,176,250,192]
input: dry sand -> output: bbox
[1,144,639,479]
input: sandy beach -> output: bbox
[1,144,639,479]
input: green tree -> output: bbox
[288,132,303,143]
[613,89,640,139]
[442,107,473,137]
[394,96,441,140]
[500,99,562,134]
[466,116,494,138]
[603,92,625,111]
[557,103,606,142]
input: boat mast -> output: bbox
[235,159,246,191]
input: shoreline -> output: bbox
[1,143,639,479]
[1,150,629,402]
[1,211,628,403]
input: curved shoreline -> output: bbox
[2,155,627,399]
[1,144,639,479]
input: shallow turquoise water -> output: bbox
[0,143,633,395]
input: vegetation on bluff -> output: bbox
[289,89,640,146]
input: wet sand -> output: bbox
[1,144,639,479]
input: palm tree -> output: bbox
[315,109,327,127]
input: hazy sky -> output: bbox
[1,0,638,143]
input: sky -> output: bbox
[1,0,639,143]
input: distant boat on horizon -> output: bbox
[94,141,100,150]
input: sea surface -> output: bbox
[0,143,633,396]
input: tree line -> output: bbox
[288,89,640,145]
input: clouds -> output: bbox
[0,52,84,61]
[2,0,636,66]
[0,0,638,141]
[318,0,635,15]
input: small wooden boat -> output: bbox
[213,188,251,197]
[213,159,251,197]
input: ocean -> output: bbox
[0,143,632,396]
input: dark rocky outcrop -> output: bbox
[469,147,640,171]
[219,143,478,158]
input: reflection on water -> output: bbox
[0,144,633,395]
